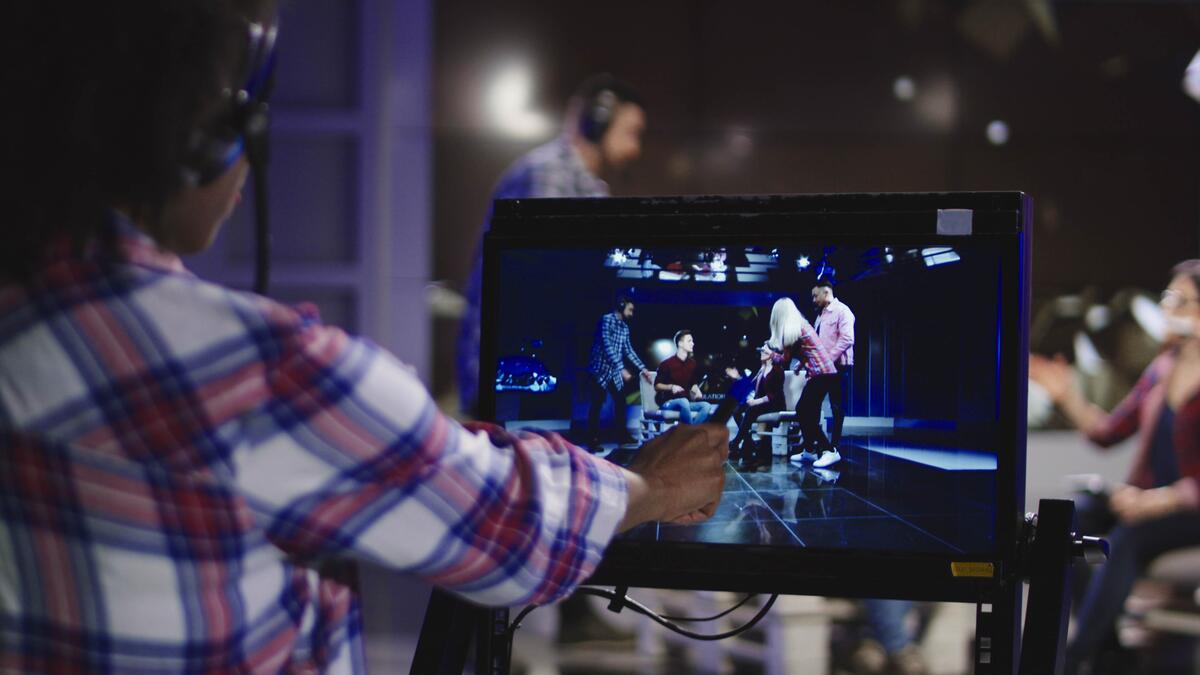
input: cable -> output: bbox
[507,604,539,637]
[507,589,778,642]
[660,593,758,623]
[248,142,270,296]
[577,588,778,641]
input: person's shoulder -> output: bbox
[1146,350,1177,380]
[496,139,568,185]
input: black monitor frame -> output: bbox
[479,192,1030,605]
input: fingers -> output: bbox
[669,503,718,525]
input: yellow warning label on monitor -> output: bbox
[951,562,995,578]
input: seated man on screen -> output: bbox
[655,330,716,425]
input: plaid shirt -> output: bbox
[0,216,627,673]
[490,136,610,201]
[1081,350,1200,502]
[775,322,837,377]
[588,312,646,390]
[457,136,609,411]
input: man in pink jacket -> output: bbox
[812,279,855,459]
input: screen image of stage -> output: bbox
[488,243,1005,557]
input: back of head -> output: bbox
[1172,259,1200,293]
[570,73,643,144]
[2,0,275,282]
[769,298,804,349]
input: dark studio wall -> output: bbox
[433,0,1200,404]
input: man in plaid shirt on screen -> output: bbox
[585,296,654,448]
[0,3,726,672]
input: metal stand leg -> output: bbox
[410,589,512,675]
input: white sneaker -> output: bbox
[789,450,818,463]
[811,467,841,484]
[813,448,841,468]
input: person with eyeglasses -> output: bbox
[1030,259,1200,674]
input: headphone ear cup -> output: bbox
[181,22,276,186]
[580,89,617,143]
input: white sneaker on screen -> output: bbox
[813,448,841,468]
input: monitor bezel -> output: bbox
[479,192,1030,603]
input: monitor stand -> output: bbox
[409,499,1105,675]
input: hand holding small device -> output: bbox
[618,424,729,530]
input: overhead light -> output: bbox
[986,120,1010,146]
[921,247,960,267]
[814,253,836,282]
[1185,49,1200,104]
[488,63,551,139]
[796,255,811,270]
[650,339,676,365]
[915,77,958,132]
[893,75,916,102]
[728,128,754,158]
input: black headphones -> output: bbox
[616,295,633,312]
[181,21,278,186]
[579,87,620,143]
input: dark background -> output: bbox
[432,1,1200,403]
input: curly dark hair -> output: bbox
[1,0,275,282]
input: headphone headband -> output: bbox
[182,20,278,186]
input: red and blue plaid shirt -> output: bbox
[776,322,837,378]
[0,215,628,673]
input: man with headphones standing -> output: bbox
[456,74,647,418]
[586,295,655,448]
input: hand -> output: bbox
[621,368,633,382]
[748,397,762,407]
[725,367,741,380]
[640,369,654,384]
[1111,484,1182,523]
[670,384,685,395]
[1028,353,1076,404]
[618,424,729,530]
[669,501,719,524]
[689,385,703,401]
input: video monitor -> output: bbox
[479,194,1029,601]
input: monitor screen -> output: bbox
[480,193,1028,599]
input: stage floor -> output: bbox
[612,435,996,555]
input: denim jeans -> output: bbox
[863,598,915,654]
[660,398,714,424]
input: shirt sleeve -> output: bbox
[622,330,646,372]
[764,367,783,405]
[831,308,855,363]
[602,315,625,371]
[232,314,628,607]
[1081,355,1163,448]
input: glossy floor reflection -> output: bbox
[615,434,997,555]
